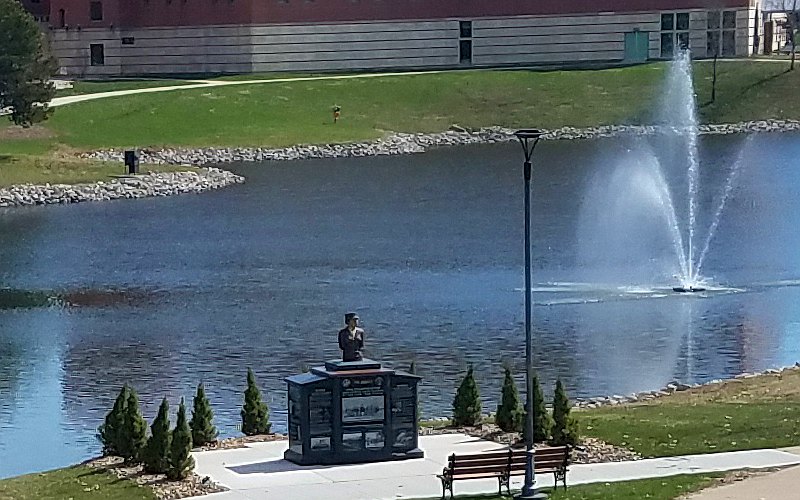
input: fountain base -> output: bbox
[672,286,706,293]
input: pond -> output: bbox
[1,133,800,478]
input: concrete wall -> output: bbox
[471,12,658,66]
[48,7,757,77]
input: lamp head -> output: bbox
[514,129,543,140]
[514,129,543,163]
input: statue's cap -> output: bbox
[344,312,359,323]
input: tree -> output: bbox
[142,398,171,474]
[167,398,195,480]
[119,387,147,461]
[190,383,218,446]
[765,0,800,69]
[0,0,57,126]
[495,367,523,432]
[452,365,481,426]
[523,373,552,443]
[97,385,129,456]
[550,379,579,446]
[241,368,271,436]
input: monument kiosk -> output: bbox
[284,359,423,465]
[284,313,423,465]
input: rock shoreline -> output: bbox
[84,119,800,166]
[572,363,800,409]
[6,119,797,208]
[0,168,244,208]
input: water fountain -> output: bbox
[576,50,746,293]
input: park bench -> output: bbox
[437,445,569,499]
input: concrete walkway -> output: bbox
[685,463,800,500]
[192,434,800,500]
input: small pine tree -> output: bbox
[495,367,523,432]
[241,368,271,436]
[167,398,195,480]
[550,379,578,446]
[523,373,552,443]
[452,366,481,426]
[119,387,148,461]
[97,385,130,456]
[190,383,218,446]
[143,398,171,474]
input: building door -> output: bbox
[764,21,774,55]
[624,31,649,62]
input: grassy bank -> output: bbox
[2,60,799,186]
[0,466,156,500]
[0,153,199,188]
[36,61,800,150]
[579,368,800,457]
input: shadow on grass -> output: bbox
[700,68,790,109]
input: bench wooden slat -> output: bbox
[451,468,508,478]
[450,458,511,468]
[449,451,513,461]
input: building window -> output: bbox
[90,44,105,65]
[459,21,472,38]
[90,1,103,21]
[58,8,66,28]
[661,12,690,57]
[121,37,135,45]
[707,10,738,56]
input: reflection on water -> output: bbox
[1,134,800,478]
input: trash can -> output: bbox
[124,150,139,175]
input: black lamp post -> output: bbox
[513,129,547,500]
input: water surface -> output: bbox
[1,134,800,478]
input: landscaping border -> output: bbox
[83,119,800,166]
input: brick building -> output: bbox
[18,0,767,77]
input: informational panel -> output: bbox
[341,376,386,452]
[390,378,417,452]
[341,376,385,423]
[308,386,333,451]
[288,384,303,455]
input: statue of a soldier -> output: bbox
[338,312,365,362]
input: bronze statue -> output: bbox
[338,312,365,362]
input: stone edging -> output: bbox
[0,168,244,208]
[83,119,800,166]
[573,363,800,409]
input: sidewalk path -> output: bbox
[192,434,800,500]
[684,464,800,500]
[685,447,800,500]
[48,70,448,109]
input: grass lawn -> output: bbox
[0,153,199,188]
[0,465,156,500]
[425,473,724,500]
[13,60,797,151]
[578,368,800,457]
